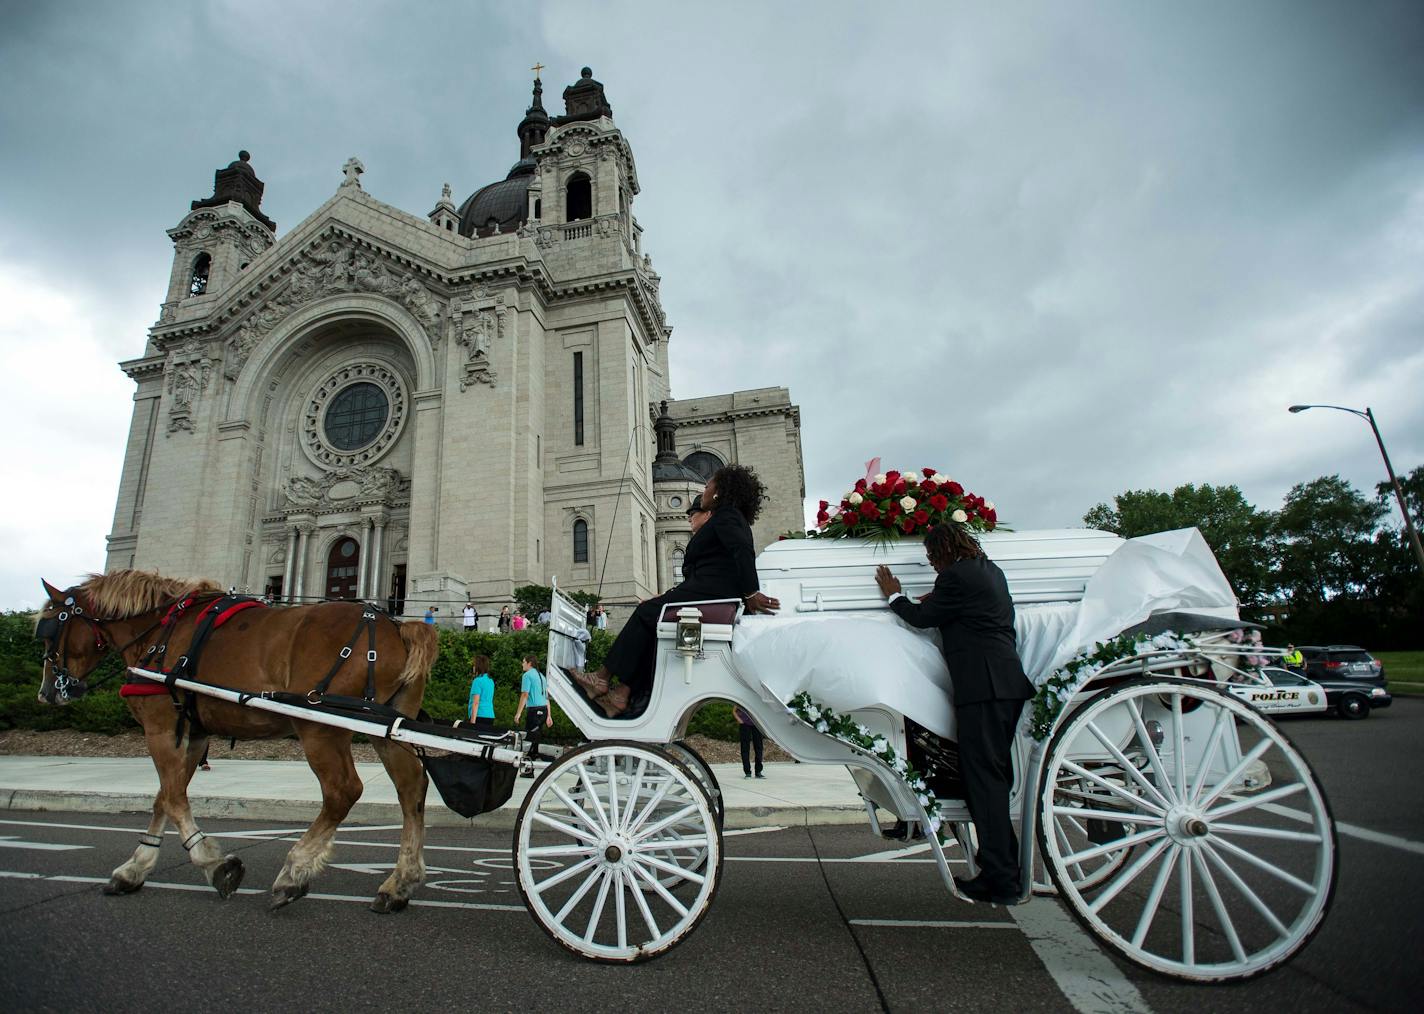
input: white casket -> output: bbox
[732,528,1239,741]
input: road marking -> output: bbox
[723,825,787,837]
[1010,899,1151,1014]
[1250,802,1424,857]
[0,837,90,852]
[850,842,935,862]
[8,870,525,912]
[850,918,1016,929]
[726,855,961,865]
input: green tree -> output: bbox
[1376,464,1424,531]
[1273,475,1387,603]
[1083,484,1276,606]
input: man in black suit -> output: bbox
[874,524,1033,904]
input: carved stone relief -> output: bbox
[454,293,506,390]
[283,465,405,510]
[164,339,213,435]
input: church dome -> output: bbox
[457,161,534,238]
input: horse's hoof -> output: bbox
[103,876,143,896]
[213,856,245,899]
[268,883,309,912]
[369,891,409,915]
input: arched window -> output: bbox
[683,451,722,482]
[573,519,589,563]
[325,537,360,600]
[189,253,211,296]
[565,172,592,222]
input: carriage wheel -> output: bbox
[1032,763,1140,896]
[1038,679,1337,982]
[668,741,725,830]
[514,741,723,963]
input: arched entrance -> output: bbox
[326,537,361,600]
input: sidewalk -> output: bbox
[0,755,867,829]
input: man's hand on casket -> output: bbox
[875,565,902,599]
[743,591,781,614]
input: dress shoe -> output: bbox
[591,683,631,718]
[881,820,926,842]
[566,666,609,698]
[953,874,1019,905]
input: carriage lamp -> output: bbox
[1144,719,1165,749]
[675,607,703,686]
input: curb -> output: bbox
[1,788,870,830]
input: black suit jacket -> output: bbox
[887,556,1033,706]
[677,507,760,600]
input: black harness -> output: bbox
[35,591,170,704]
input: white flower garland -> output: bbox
[788,691,948,844]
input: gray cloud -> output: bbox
[1,0,1421,608]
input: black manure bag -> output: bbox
[420,753,517,818]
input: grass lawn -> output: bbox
[1376,651,1424,691]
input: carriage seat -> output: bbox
[655,598,743,645]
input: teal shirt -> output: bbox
[467,674,495,720]
[521,668,548,707]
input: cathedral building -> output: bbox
[104,68,805,622]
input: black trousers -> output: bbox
[524,706,547,759]
[956,697,1026,890]
[739,724,764,775]
[603,585,728,697]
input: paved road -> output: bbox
[1,702,1420,1013]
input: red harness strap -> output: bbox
[120,682,169,697]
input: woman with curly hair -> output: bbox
[568,464,780,718]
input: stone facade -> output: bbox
[104,70,804,623]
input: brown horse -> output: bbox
[34,570,438,912]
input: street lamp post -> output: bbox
[1288,404,1424,577]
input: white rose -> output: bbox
[873,473,887,485]
[931,473,949,484]
[899,495,917,512]
[951,509,968,523]
[984,501,995,511]
[849,492,863,505]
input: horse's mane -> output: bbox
[79,570,223,618]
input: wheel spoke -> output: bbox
[526,843,597,858]
[531,811,600,845]
[583,869,614,944]
[1132,844,1180,948]
[1055,818,1086,882]
[1193,846,1246,963]
[550,785,602,835]
[1170,694,1188,801]
[1061,759,1165,815]
[630,857,691,917]
[1210,822,1322,844]
[607,754,621,830]
[1206,783,1307,821]
[576,759,612,833]
[1207,834,1320,895]
[636,836,711,852]
[620,758,648,832]
[1085,721,1172,810]
[625,772,676,838]
[555,858,607,923]
[1201,841,1290,937]
[1060,825,1164,867]
[1052,806,1162,826]
[635,803,700,843]
[628,867,662,939]
[532,855,599,895]
[614,868,628,950]
[1189,704,1231,804]
[1088,837,1171,914]
[1198,736,1274,811]
[635,851,707,885]
[1179,843,1194,966]
[1126,699,1177,805]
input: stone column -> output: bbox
[356,517,372,600]
[282,526,298,602]
[370,514,389,604]
[293,523,314,602]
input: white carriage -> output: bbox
[517,527,1337,981]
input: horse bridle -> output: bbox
[35,588,177,704]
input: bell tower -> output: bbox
[535,68,638,230]
[162,151,276,309]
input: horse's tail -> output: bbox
[396,621,439,687]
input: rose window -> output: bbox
[303,363,407,467]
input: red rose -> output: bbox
[901,519,916,534]
[881,516,894,528]
[885,470,901,484]
[984,508,997,523]
[922,467,936,478]
[816,511,830,526]
[946,481,964,496]
[888,503,902,517]
[921,480,937,495]
[854,478,867,492]
[892,479,906,494]
[818,499,829,511]
[913,509,929,524]
[860,500,878,518]
[929,494,949,512]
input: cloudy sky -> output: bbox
[2,0,1421,609]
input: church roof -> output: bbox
[456,162,533,238]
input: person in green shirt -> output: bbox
[466,653,496,732]
[1283,644,1304,672]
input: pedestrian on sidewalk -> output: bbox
[514,654,552,777]
[462,601,479,633]
[735,704,764,779]
[423,605,437,625]
[465,654,496,733]
[511,610,527,631]
[498,606,512,633]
